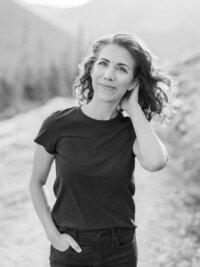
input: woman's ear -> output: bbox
[127,78,138,91]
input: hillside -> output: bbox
[26,0,200,62]
[0,0,72,75]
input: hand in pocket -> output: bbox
[50,232,82,253]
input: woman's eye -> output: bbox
[119,67,127,73]
[98,61,107,66]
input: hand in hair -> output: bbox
[120,79,140,113]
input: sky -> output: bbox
[19,0,93,8]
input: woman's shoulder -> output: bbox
[43,106,77,127]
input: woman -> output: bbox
[30,33,176,267]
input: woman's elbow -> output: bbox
[149,160,167,172]
[29,176,44,195]
[140,157,168,172]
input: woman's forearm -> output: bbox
[129,103,168,168]
[29,180,59,241]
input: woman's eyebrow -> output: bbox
[117,63,130,70]
[98,57,130,69]
[98,57,109,62]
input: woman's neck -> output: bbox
[81,99,119,120]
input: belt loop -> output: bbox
[96,231,101,239]
[111,229,117,248]
[111,229,115,237]
[73,229,78,239]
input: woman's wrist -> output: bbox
[46,225,61,241]
[126,103,142,118]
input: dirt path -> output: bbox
[0,97,199,267]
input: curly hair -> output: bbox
[73,33,177,123]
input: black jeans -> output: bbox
[49,227,138,267]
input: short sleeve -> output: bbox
[34,111,61,154]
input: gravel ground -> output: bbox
[0,97,199,267]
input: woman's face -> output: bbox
[91,44,136,103]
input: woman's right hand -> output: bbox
[29,145,82,254]
[49,232,82,253]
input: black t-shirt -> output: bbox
[34,106,137,230]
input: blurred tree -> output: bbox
[73,25,87,77]
[48,62,60,98]
[0,77,14,112]
[14,20,31,109]
[163,54,200,194]
[0,20,87,119]
[59,43,76,97]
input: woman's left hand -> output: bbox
[120,80,140,114]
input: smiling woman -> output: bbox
[20,0,93,8]
[73,33,176,123]
[30,32,178,267]
[89,44,135,105]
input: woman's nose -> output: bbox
[103,67,115,80]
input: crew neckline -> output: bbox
[77,106,122,124]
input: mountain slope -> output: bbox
[27,0,200,61]
[0,0,72,74]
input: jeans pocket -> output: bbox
[51,244,71,255]
[115,228,135,248]
[55,228,78,253]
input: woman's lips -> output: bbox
[99,83,116,89]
